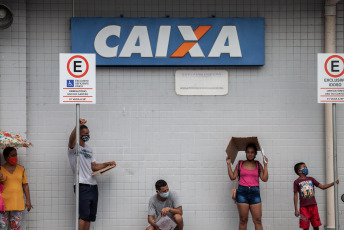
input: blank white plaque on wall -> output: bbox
[175,70,228,96]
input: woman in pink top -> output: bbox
[226,143,269,230]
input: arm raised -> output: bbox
[226,157,238,181]
[259,156,269,182]
[318,179,339,190]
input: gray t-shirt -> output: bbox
[148,191,182,219]
[68,143,97,185]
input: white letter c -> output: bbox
[94,25,121,58]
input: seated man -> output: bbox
[146,180,183,230]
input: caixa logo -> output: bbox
[71,18,265,66]
[95,25,242,58]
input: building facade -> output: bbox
[0,0,344,229]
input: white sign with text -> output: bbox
[59,53,96,104]
[175,70,228,96]
[318,53,344,103]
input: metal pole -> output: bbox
[73,1,77,229]
[332,103,339,230]
[324,1,339,228]
[75,104,80,230]
[72,0,75,17]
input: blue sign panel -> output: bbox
[67,80,74,87]
[71,18,264,66]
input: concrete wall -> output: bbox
[0,0,344,229]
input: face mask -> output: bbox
[81,135,90,142]
[8,156,18,166]
[159,192,169,198]
[301,168,308,175]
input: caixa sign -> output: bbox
[71,18,264,66]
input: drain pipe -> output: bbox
[324,1,340,229]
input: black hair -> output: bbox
[294,162,305,176]
[245,143,257,154]
[155,179,167,190]
[80,125,88,131]
[3,147,16,159]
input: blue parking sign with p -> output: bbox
[67,80,74,87]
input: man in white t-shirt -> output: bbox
[146,180,183,230]
[68,118,116,230]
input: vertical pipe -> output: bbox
[332,103,339,229]
[75,104,80,230]
[325,103,335,229]
[72,2,77,228]
[324,1,339,229]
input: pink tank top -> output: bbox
[238,161,260,187]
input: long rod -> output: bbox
[332,103,339,230]
[72,0,77,228]
[72,0,75,17]
[75,104,80,230]
[324,2,339,228]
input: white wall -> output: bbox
[1,0,344,229]
[0,1,28,226]
[0,0,26,133]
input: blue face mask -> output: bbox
[159,192,169,198]
[301,168,308,175]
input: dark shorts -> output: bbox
[236,185,261,205]
[74,184,98,222]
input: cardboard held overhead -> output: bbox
[225,136,262,164]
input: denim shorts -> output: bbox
[74,184,98,222]
[236,185,261,205]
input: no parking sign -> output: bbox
[318,53,344,103]
[59,53,96,104]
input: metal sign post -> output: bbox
[318,53,343,230]
[332,103,339,230]
[75,104,80,230]
[59,53,95,230]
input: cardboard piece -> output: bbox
[225,136,262,164]
[91,165,115,176]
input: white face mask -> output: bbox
[159,191,169,198]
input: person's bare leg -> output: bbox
[84,221,90,230]
[250,203,263,230]
[79,219,90,230]
[237,203,250,230]
[146,226,155,230]
[173,214,184,230]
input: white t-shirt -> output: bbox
[68,143,97,185]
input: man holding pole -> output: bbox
[68,118,116,230]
